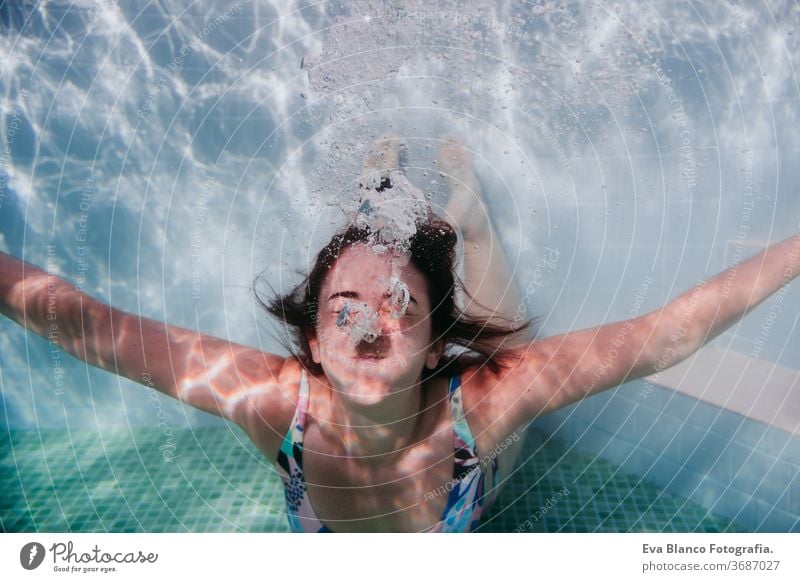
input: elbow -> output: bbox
[638,310,703,376]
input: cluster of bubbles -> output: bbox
[353,169,431,252]
[387,276,411,318]
[298,0,665,214]
[335,275,411,345]
[328,160,423,344]
[336,301,380,344]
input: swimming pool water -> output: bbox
[1,0,798,536]
[0,426,743,533]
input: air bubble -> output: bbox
[336,302,380,344]
[388,277,410,319]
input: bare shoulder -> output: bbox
[236,355,304,464]
[457,345,553,448]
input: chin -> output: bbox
[323,353,421,389]
[350,356,401,379]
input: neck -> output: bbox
[325,377,425,462]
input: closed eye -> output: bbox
[383,291,419,306]
[328,291,360,301]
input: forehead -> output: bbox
[322,244,427,295]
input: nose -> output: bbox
[355,331,390,355]
[357,308,400,349]
[378,305,405,333]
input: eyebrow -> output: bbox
[327,291,360,301]
[327,290,418,304]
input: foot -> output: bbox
[437,135,490,241]
[360,135,406,189]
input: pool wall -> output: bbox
[530,379,800,532]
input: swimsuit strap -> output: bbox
[448,374,499,477]
[433,375,498,532]
[286,369,310,448]
[448,374,477,455]
[277,372,496,532]
[276,370,332,532]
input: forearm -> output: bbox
[0,251,114,367]
[645,233,800,366]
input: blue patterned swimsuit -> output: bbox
[276,370,499,532]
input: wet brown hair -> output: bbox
[256,218,535,380]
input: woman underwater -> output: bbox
[1,137,799,532]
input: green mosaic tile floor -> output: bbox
[478,430,745,533]
[0,426,745,533]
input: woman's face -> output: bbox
[308,243,442,399]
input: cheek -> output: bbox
[318,325,344,349]
[399,316,433,347]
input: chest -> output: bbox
[300,413,460,532]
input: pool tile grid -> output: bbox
[1,427,746,533]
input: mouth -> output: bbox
[355,353,385,360]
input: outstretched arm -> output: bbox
[0,251,293,454]
[467,233,800,443]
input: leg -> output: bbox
[360,134,404,186]
[437,136,529,347]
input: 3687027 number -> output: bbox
[730,560,780,571]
